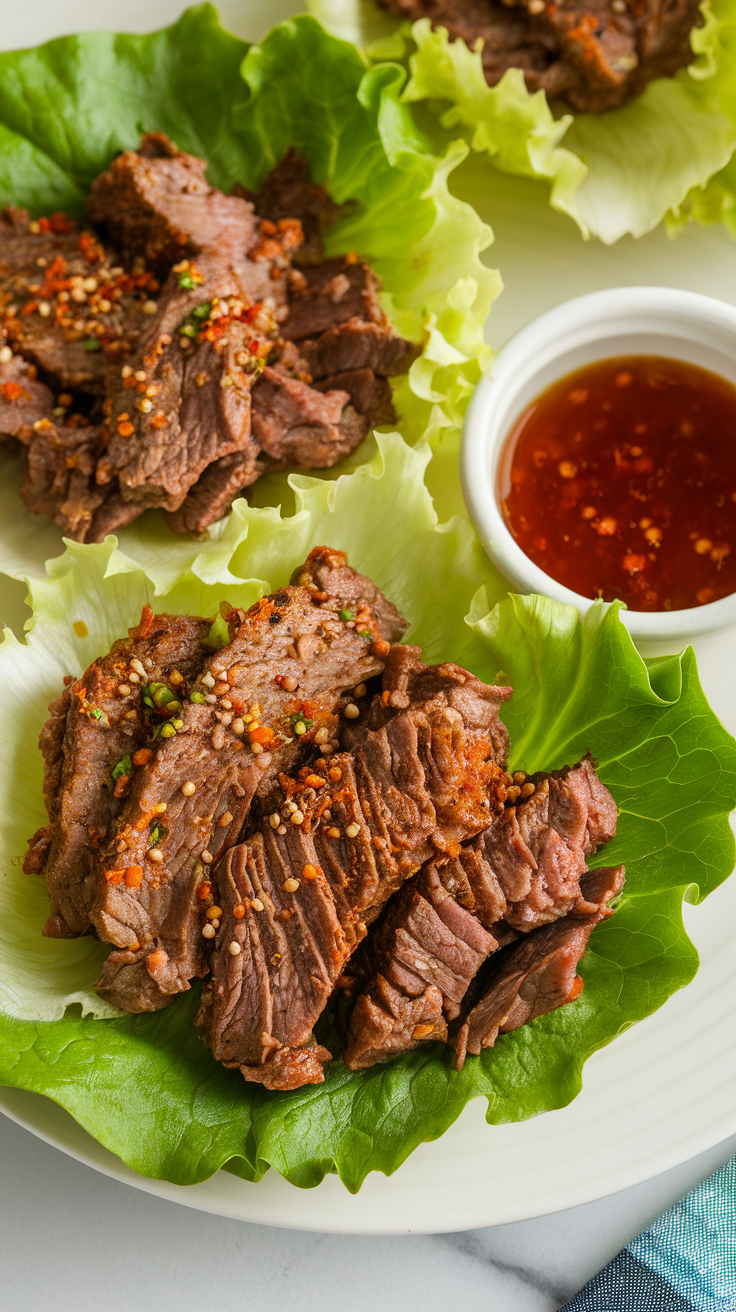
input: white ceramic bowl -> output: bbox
[461,287,736,643]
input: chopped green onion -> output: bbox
[150,821,166,846]
[83,337,102,352]
[339,609,355,622]
[190,690,206,704]
[160,723,176,738]
[191,302,212,320]
[112,754,132,782]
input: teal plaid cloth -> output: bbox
[560,1156,736,1311]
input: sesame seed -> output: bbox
[220,699,232,710]
[277,825,287,835]
[327,827,341,839]
[131,657,146,677]
[202,923,216,939]
[353,683,367,698]
[204,694,217,704]
[0,346,12,363]
[251,741,263,755]
[142,300,158,315]
[286,800,298,813]
[284,878,300,892]
[99,299,112,313]
[138,398,153,413]
[82,277,98,293]
[134,370,146,382]
[228,940,242,956]
[520,782,536,798]
[201,850,213,864]
[202,672,215,687]
[344,703,360,719]
[282,675,298,692]
[147,849,164,863]
[315,727,330,744]
[346,823,360,838]
[118,684,131,697]
[220,712,233,726]
[269,813,281,829]
[155,802,167,813]
[250,899,264,912]
[182,781,196,796]
[206,906,223,920]
[291,810,304,825]
[128,671,140,683]
[319,744,335,755]
[37,300,51,317]
[219,811,234,828]
[232,719,245,735]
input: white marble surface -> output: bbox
[1,1114,735,1311]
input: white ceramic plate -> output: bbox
[1,0,736,1236]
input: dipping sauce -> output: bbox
[499,355,736,612]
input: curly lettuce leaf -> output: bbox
[0,433,734,1190]
[310,0,736,244]
[0,5,497,578]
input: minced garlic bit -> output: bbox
[201,849,213,864]
[250,898,264,912]
[344,703,360,719]
[269,813,281,829]
[284,877,300,892]
[315,727,330,744]
[202,923,216,939]
[118,684,131,697]
[147,849,164,864]
[251,741,263,754]
[290,810,304,826]
[346,823,360,838]
[228,941,242,956]
[181,781,196,796]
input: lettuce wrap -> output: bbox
[0,4,496,579]
[309,0,736,244]
[1,432,734,1191]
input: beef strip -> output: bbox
[377,0,701,113]
[343,863,498,1070]
[301,319,420,380]
[454,865,626,1067]
[342,754,619,1069]
[280,257,385,342]
[164,448,264,536]
[20,418,109,541]
[439,756,618,933]
[23,607,211,939]
[0,352,55,438]
[0,207,154,392]
[249,149,341,265]
[313,369,395,429]
[251,367,368,467]
[92,548,408,1013]
[198,651,512,1089]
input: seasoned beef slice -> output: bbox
[280,257,385,342]
[454,865,626,1067]
[198,653,512,1089]
[342,755,619,1069]
[313,369,395,429]
[24,607,211,939]
[251,367,368,467]
[250,149,341,265]
[92,549,408,1013]
[300,318,420,380]
[0,207,155,392]
[377,0,701,113]
[0,352,56,438]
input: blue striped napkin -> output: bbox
[559,1156,736,1311]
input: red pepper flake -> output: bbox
[132,748,153,767]
[104,869,125,885]
[125,865,143,888]
[117,421,135,438]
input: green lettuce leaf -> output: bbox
[0,433,734,1190]
[0,4,497,579]
[309,0,736,245]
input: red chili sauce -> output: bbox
[499,355,736,612]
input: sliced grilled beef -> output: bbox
[92,549,408,1013]
[86,133,261,274]
[343,863,498,1070]
[164,448,264,536]
[24,607,211,939]
[251,367,367,467]
[454,865,626,1067]
[342,754,619,1068]
[301,318,420,380]
[0,207,155,392]
[198,654,512,1088]
[439,757,618,932]
[250,149,341,265]
[0,353,55,438]
[20,419,109,541]
[377,0,701,113]
[313,369,395,429]
[280,257,384,342]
